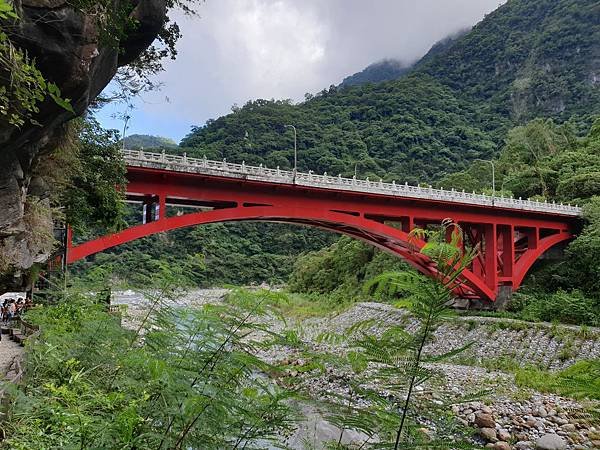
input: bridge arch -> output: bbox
[67,204,547,302]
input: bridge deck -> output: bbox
[122,150,581,217]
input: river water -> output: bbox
[111,288,365,449]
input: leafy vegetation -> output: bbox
[3,281,298,449]
[288,237,409,302]
[0,0,73,127]
[60,119,127,233]
[515,360,600,400]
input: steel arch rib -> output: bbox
[68,205,496,300]
[513,231,573,290]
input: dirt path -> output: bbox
[0,335,23,379]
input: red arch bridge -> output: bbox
[67,150,582,304]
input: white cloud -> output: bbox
[206,0,327,98]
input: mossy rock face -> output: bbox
[0,0,167,287]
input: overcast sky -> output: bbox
[97,0,506,143]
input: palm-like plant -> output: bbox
[324,220,478,449]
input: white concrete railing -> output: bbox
[121,149,582,217]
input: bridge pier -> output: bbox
[495,285,513,310]
[142,196,160,224]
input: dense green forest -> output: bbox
[123,134,178,150]
[76,0,600,316]
[415,0,600,123]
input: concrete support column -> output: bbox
[495,285,513,311]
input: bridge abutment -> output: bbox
[495,285,513,310]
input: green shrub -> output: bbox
[515,360,600,400]
[508,290,600,326]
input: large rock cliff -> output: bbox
[0,0,167,288]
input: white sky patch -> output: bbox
[211,0,327,99]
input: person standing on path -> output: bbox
[7,301,16,324]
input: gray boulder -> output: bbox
[536,433,566,450]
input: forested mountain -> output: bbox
[180,0,600,179]
[415,0,600,123]
[179,76,497,182]
[123,134,178,150]
[339,59,411,88]
[79,0,600,288]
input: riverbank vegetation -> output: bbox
[3,226,492,449]
[3,287,298,449]
[515,361,600,401]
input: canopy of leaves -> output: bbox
[180,75,498,183]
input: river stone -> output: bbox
[535,433,566,450]
[560,423,576,432]
[480,427,498,442]
[498,429,512,441]
[494,442,512,450]
[476,412,496,428]
[482,405,493,414]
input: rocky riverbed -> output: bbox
[112,289,600,449]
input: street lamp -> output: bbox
[474,158,496,201]
[284,125,297,181]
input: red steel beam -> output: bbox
[68,166,580,303]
